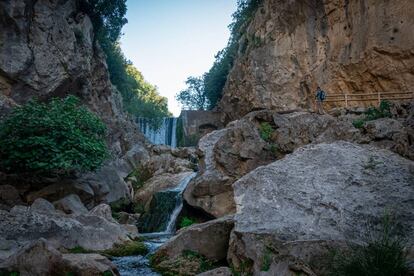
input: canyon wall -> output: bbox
[0,0,148,204]
[219,0,414,121]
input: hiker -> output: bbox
[315,86,327,114]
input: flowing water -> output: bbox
[137,117,178,148]
[113,173,196,275]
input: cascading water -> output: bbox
[113,173,196,275]
[137,117,178,148]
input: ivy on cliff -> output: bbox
[176,0,263,110]
[81,0,170,120]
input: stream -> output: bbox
[113,173,196,275]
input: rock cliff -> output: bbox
[219,0,414,121]
[0,0,148,204]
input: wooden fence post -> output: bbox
[345,93,348,108]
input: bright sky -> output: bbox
[120,0,238,116]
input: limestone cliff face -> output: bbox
[219,0,414,121]
[0,0,148,204]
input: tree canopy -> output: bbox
[82,0,171,120]
[176,77,208,110]
[176,0,263,110]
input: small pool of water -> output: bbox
[113,234,171,276]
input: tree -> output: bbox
[0,96,109,176]
[176,77,208,110]
[81,0,171,121]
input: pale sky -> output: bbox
[120,0,238,116]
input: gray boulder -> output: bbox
[0,201,138,260]
[53,194,88,215]
[0,238,119,276]
[229,141,414,275]
[197,267,232,276]
[0,185,23,211]
[153,216,235,263]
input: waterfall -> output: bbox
[137,117,178,148]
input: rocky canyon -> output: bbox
[0,0,413,276]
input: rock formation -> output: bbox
[184,108,413,218]
[0,0,149,205]
[218,0,414,121]
[229,141,414,275]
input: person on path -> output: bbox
[315,86,327,114]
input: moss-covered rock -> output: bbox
[103,241,148,257]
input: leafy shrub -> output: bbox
[259,122,274,142]
[179,216,195,228]
[329,214,408,276]
[0,96,109,176]
[352,100,392,129]
[352,119,365,129]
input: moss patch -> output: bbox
[151,250,219,276]
[103,241,148,257]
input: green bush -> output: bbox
[259,122,274,142]
[329,215,408,276]
[352,119,365,129]
[352,100,392,129]
[0,96,109,176]
[179,216,195,228]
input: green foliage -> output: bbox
[259,122,274,142]
[179,216,195,228]
[352,100,391,129]
[103,241,148,257]
[102,271,113,276]
[176,77,208,110]
[329,214,408,276]
[352,119,365,129]
[178,0,263,110]
[82,0,170,121]
[0,272,20,276]
[182,250,217,273]
[68,246,91,254]
[127,165,153,190]
[0,96,109,176]
[261,249,272,271]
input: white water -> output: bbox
[137,117,178,148]
[113,173,196,275]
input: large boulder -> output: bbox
[184,110,359,218]
[0,200,138,261]
[197,267,232,276]
[135,171,195,210]
[228,141,414,275]
[152,216,235,266]
[0,238,119,276]
[184,118,274,217]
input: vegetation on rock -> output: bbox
[82,0,170,121]
[329,214,408,276]
[352,100,392,128]
[150,250,218,276]
[0,96,108,176]
[176,0,264,110]
[179,216,196,229]
[103,241,148,257]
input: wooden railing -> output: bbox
[324,91,414,108]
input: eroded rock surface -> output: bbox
[0,239,119,276]
[219,0,414,121]
[0,0,150,205]
[228,141,414,275]
[0,200,138,261]
[185,109,413,218]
